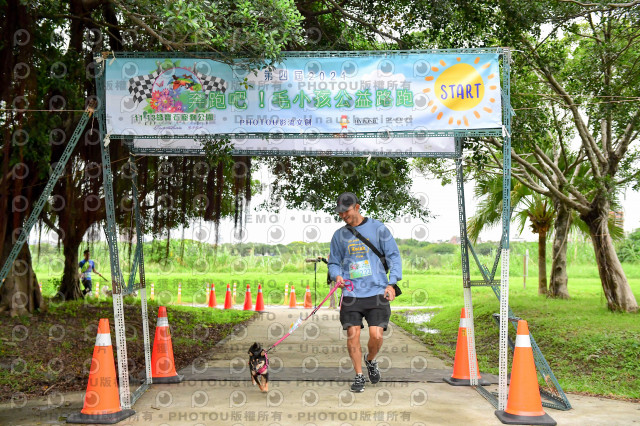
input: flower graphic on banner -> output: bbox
[147,72,204,113]
[127,59,227,115]
[422,56,499,126]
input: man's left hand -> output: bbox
[384,285,396,301]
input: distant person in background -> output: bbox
[79,249,104,296]
[319,252,337,309]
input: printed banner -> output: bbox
[130,135,456,156]
[103,52,502,150]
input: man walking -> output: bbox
[79,249,104,296]
[328,192,402,392]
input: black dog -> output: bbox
[248,342,269,392]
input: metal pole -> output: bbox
[523,249,528,288]
[498,47,513,411]
[95,56,131,409]
[455,138,479,387]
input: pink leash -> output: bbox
[265,279,353,353]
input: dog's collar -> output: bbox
[256,352,268,375]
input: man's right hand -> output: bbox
[336,276,345,288]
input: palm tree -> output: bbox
[468,177,553,295]
[469,173,624,297]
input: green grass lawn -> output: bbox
[390,275,640,400]
[0,299,255,401]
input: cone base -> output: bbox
[152,374,184,384]
[495,410,556,425]
[444,376,490,386]
[67,409,135,424]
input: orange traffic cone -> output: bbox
[495,320,556,425]
[304,285,312,308]
[243,284,253,310]
[444,308,489,386]
[208,283,217,308]
[255,284,265,312]
[67,318,135,424]
[289,285,297,308]
[224,283,232,309]
[151,307,184,384]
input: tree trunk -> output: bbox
[537,230,548,295]
[581,205,639,312]
[59,238,83,300]
[165,229,171,259]
[0,238,43,316]
[549,201,570,299]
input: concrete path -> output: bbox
[1,306,639,425]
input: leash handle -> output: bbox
[339,279,354,310]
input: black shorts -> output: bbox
[340,294,391,331]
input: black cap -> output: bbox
[336,192,360,213]
[83,249,90,254]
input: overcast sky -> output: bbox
[212,163,640,245]
[27,161,640,247]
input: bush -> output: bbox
[617,229,640,263]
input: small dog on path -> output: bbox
[248,342,269,392]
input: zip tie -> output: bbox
[104,133,111,147]
[366,154,372,165]
[109,51,116,66]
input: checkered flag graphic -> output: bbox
[196,72,227,93]
[127,70,160,104]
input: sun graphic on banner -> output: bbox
[422,57,499,126]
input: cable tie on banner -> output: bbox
[109,51,116,66]
[366,154,372,165]
[501,126,511,139]
[104,133,111,147]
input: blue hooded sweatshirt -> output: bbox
[328,217,402,298]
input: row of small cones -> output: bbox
[207,283,313,310]
[67,307,183,424]
[446,308,556,425]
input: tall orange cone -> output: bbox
[67,319,135,424]
[243,284,253,310]
[444,308,489,386]
[495,321,556,425]
[208,283,217,308]
[255,284,265,312]
[224,283,232,309]
[151,307,184,384]
[304,285,312,308]
[289,285,297,308]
